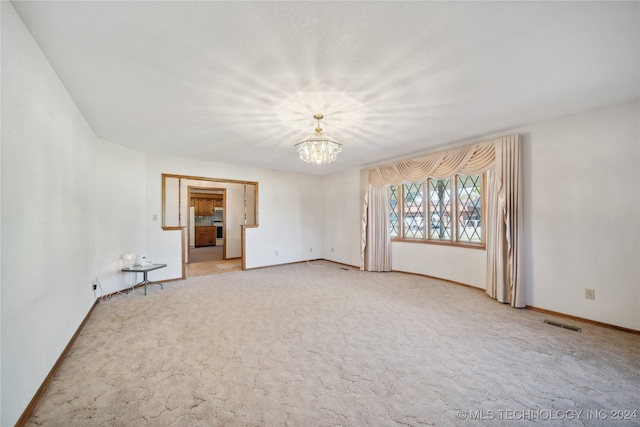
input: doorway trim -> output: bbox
[161,173,259,229]
[161,173,259,275]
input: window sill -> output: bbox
[391,238,486,250]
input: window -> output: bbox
[403,182,424,238]
[457,175,482,243]
[390,186,399,238]
[428,178,452,240]
[389,174,484,247]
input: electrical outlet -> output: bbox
[585,288,595,300]
[275,251,278,256]
[309,247,313,253]
[331,248,334,253]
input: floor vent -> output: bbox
[340,268,349,271]
[544,320,582,332]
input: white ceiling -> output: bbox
[12,1,639,175]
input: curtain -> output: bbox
[364,134,524,307]
[485,169,506,301]
[368,141,495,186]
[486,135,524,307]
[361,185,392,272]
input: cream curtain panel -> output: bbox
[486,136,524,307]
[362,185,392,272]
[363,134,524,307]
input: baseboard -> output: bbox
[526,305,640,335]
[392,269,485,291]
[318,259,359,270]
[390,269,639,335]
[244,258,326,271]
[95,277,182,301]
[15,299,100,427]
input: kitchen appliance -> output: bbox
[213,221,223,245]
[213,207,223,222]
[189,206,195,248]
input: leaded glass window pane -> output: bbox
[457,175,482,242]
[428,179,452,240]
[402,182,424,238]
[389,185,399,238]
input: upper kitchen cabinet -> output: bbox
[191,195,222,216]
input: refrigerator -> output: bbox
[189,206,195,248]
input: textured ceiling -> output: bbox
[11,1,639,175]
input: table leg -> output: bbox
[142,271,164,295]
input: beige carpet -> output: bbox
[26,263,640,426]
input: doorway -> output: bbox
[161,174,258,278]
[187,186,240,276]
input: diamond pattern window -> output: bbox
[403,182,424,238]
[388,174,484,247]
[457,175,482,242]
[389,185,399,238]
[428,179,452,240]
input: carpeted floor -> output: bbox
[26,262,640,426]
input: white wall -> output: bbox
[1,3,98,424]
[243,169,324,268]
[392,244,487,288]
[330,100,639,330]
[523,100,639,330]
[145,155,324,273]
[245,183,256,225]
[223,183,244,258]
[321,170,363,267]
[95,139,147,294]
[242,170,323,268]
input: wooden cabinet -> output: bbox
[192,196,222,216]
[193,199,207,216]
[195,226,216,247]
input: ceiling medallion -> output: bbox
[294,114,342,164]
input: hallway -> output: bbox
[187,246,242,277]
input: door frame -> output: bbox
[188,186,226,260]
[161,173,259,275]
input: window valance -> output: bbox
[368,138,499,187]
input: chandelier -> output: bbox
[294,114,342,164]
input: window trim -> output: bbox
[391,173,486,249]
